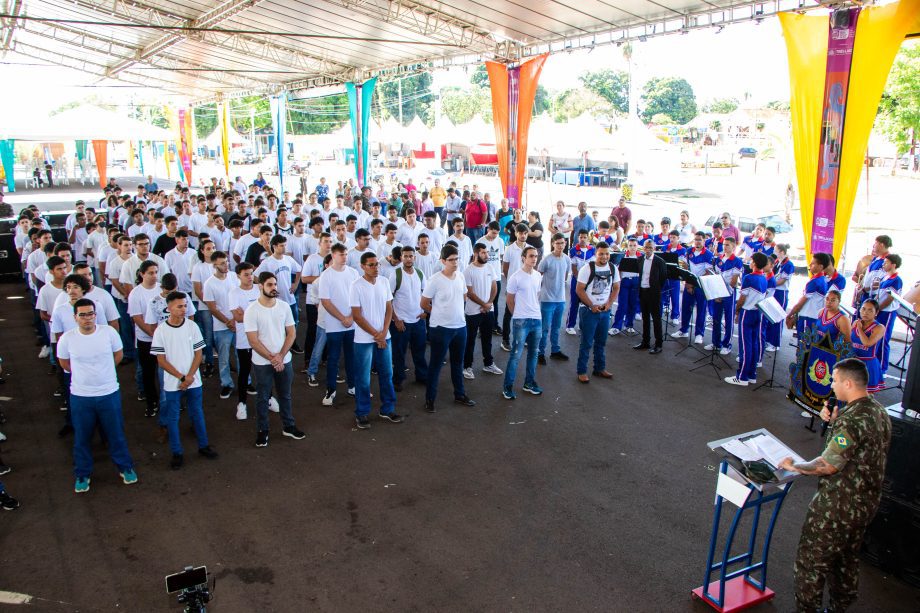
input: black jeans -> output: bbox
[639,288,663,348]
[464,312,495,368]
[502,298,513,345]
[492,280,502,331]
[236,348,252,403]
[137,340,159,410]
[303,304,318,361]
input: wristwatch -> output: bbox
[180,375,186,383]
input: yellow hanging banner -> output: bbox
[220,101,231,179]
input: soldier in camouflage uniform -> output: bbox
[780,357,891,612]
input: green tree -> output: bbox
[702,97,739,114]
[376,73,434,125]
[877,44,920,155]
[766,100,790,111]
[640,77,697,124]
[551,89,613,122]
[287,93,349,135]
[650,113,673,125]
[440,86,491,125]
[579,70,629,115]
[193,104,218,139]
[471,64,489,88]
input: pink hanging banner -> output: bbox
[177,108,194,185]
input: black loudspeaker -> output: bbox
[902,327,920,413]
[862,496,920,588]
[881,408,920,505]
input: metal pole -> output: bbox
[398,78,403,125]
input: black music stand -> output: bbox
[675,268,706,358]
[690,275,732,379]
[887,293,917,391]
[753,297,788,393]
[618,256,641,336]
[660,251,681,343]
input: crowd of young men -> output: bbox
[3,175,907,502]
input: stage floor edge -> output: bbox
[691,577,776,613]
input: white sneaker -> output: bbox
[735,355,740,362]
[704,343,716,351]
[0,431,6,442]
[482,364,503,375]
[322,390,336,406]
[720,347,732,355]
[671,331,688,339]
[626,327,637,334]
[671,318,681,325]
[765,344,777,352]
[38,345,50,359]
[235,402,247,420]
[724,376,749,387]
[500,342,511,352]
[757,362,763,368]
[608,327,620,336]
[565,327,577,335]
[694,335,704,344]
[268,397,280,413]
[462,368,474,379]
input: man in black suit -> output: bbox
[633,240,669,354]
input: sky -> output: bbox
[0,18,792,121]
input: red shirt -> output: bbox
[463,199,488,228]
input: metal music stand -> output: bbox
[675,268,706,358]
[690,274,732,379]
[888,294,917,391]
[660,251,681,344]
[753,297,789,393]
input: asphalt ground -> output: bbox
[0,275,918,613]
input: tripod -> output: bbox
[676,299,706,358]
[753,345,785,392]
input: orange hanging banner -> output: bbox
[92,140,108,187]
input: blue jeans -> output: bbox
[162,386,208,455]
[390,319,428,384]
[578,306,611,375]
[307,326,327,377]
[70,391,134,478]
[254,362,295,431]
[503,318,541,389]
[612,276,640,329]
[194,309,214,366]
[213,328,236,388]
[711,293,735,350]
[353,341,397,417]
[115,299,136,359]
[539,301,565,356]
[679,286,708,335]
[426,326,467,402]
[737,310,762,382]
[325,330,355,392]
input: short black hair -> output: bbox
[360,252,377,266]
[751,252,769,270]
[885,253,902,268]
[72,297,95,314]
[833,358,869,388]
[166,290,187,304]
[875,235,892,249]
[812,252,831,268]
[63,273,91,293]
[258,271,276,284]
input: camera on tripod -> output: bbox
[165,565,212,613]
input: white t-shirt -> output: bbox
[244,299,295,366]
[576,262,621,306]
[84,230,107,267]
[464,264,497,316]
[53,287,118,324]
[165,247,196,293]
[190,261,214,305]
[375,240,402,261]
[420,226,444,256]
[50,298,105,342]
[317,266,360,333]
[127,284,161,342]
[150,319,205,392]
[350,276,393,344]
[37,282,64,315]
[302,253,325,305]
[477,235,505,279]
[446,234,473,271]
[551,212,572,233]
[346,247,374,271]
[503,242,526,280]
[203,274,241,331]
[414,251,438,279]
[422,271,466,329]
[57,325,122,397]
[506,269,543,320]
[255,255,301,305]
[118,253,170,287]
[230,286,261,349]
[106,253,132,300]
[386,266,424,324]
[144,291,196,326]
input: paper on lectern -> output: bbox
[757,297,787,324]
[699,275,730,300]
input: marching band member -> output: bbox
[875,254,903,374]
[725,252,769,386]
[628,219,651,246]
[812,290,851,343]
[566,229,595,335]
[661,229,683,325]
[758,256,776,364]
[672,232,713,344]
[705,222,724,255]
[785,253,830,342]
[851,299,887,392]
[851,235,892,314]
[706,236,742,355]
[610,237,640,336]
[739,223,765,264]
[756,226,776,258]
[825,254,846,293]
[766,244,794,352]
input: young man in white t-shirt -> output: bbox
[128,260,163,417]
[151,292,218,470]
[386,246,429,392]
[203,251,241,399]
[476,221,505,335]
[420,243,476,413]
[243,271,305,448]
[413,234,437,279]
[349,251,404,430]
[445,217,473,272]
[57,298,137,494]
[575,242,620,383]
[502,245,544,400]
[500,223,530,349]
[301,233,331,380]
[317,243,360,406]
[255,235,302,354]
[230,262,261,419]
[463,243,502,380]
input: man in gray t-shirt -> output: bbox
[537,233,572,362]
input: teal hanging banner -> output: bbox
[75,140,88,162]
[346,77,377,187]
[270,94,287,193]
[0,139,16,193]
[138,141,145,175]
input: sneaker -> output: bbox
[537,354,547,365]
[765,344,777,352]
[0,464,10,476]
[346,387,355,397]
[219,386,232,399]
[283,426,306,440]
[565,327,577,335]
[170,453,184,470]
[268,397,280,413]
[74,477,91,494]
[246,384,257,395]
[322,390,336,406]
[379,412,404,423]
[724,376,749,387]
[462,368,475,379]
[144,406,157,418]
[0,431,5,442]
[454,395,476,407]
[757,362,763,368]
[502,387,517,400]
[336,374,346,384]
[120,469,138,485]
[736,355,740,362]
[500,342,511,352]
[198,446,219,459]
[608,327,620,336]
[694,335,704,344]
[550,351,569,361]
[355,416,371,429]
[523,382,543,395]
[53,388,63,397]
[255,430,269,447]
[493,327,503,336]
[482,364,503,375]
[425,399,436,413]
[671,318,681,325]
[38,345,50,359]
[235,402,247,420]
[290,342,304,355]
[137,392,147,402]
[307,374,318,387]
[0,491,19,511]
[626,327,638,334]
[671,331,689,339]
[704,343,716,351]
[720,347,732,355]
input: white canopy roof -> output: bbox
[202,122,248,148]
[0,106,173,141]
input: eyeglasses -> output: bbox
[445,257,459,262]
[76,311,96,318]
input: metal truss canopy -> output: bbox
[1,0,835,102]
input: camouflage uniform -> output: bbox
[793,395,891,612]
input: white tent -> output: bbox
[0,106,173,141]
[454,116,494,144]
[202,123,248,148]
